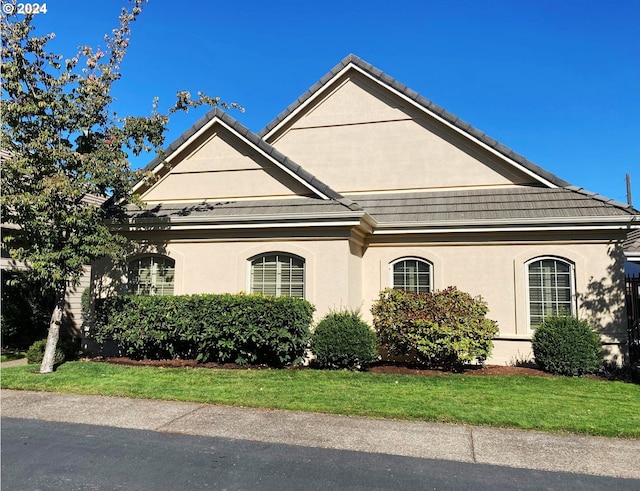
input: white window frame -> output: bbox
[127,255,175,296]
[248,253,305,299]
[525,256,576,331]
[389,257,433,293]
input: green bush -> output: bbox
[532,316,603,376]
[371,287,499,369]
[311,310,378,370]
[26,337,81,365]
[93,293,314,366]
[26,339,64,365]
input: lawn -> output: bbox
[2,361,638,438]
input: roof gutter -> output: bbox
[372,215,638,235]
[107,211,368,232]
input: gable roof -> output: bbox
[259,54,571,189]
[134,108,359,211]
[124,56,637,233]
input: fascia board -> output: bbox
[113,220,363,232]
[372,216,636,235]
[108,211,366,231]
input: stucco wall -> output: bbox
[360,237,628,364]
[93,236,365,323]
[93,232,628,364]
[268,74,535,194]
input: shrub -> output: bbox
[532,316,602,376]
[371,287,499,369]
[26,337,81,365]
[311,310,378,370]
[93,293,314,366]
[26,339,65,365]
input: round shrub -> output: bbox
[311,311,378,370]
[532,316,602,376]
[26,339,65,365]
[372,287,499,369]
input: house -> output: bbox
[94,55,639,364]
[625,229,640,276]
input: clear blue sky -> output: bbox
[26,0,640,204]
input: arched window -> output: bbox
[526,257,575,329]
[127,255,175,296]
[390,257,432,293]
[250,253,305,299]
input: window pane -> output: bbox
[527,258,574,329]
[128,256,175,296]
[251,254,304,299]
[392,259,431,293]
[529,288,543,302]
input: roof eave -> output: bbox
[107,210,368,232]
[371,215,638,235]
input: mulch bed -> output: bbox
[91,356,560,377]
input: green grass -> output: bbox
[2,361,639,438]
[0,351,26,362]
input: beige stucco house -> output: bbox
[96,55,639,364]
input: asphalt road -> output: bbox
[3,418,639,491]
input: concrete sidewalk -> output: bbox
[0,358,28,368]
[2,389,639,480]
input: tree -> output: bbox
[1,0,239,373]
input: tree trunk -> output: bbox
[40,283,67,374]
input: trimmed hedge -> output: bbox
[372,287,499,369]
[532,316,603,376]
[93,293,314,366]
[311,310,378,370]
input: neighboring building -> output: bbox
[95,55,639,364]
[625,229,640,276]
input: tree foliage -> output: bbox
[0,1,239,372]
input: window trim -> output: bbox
[127,254,176,296]
[525,256,576,331]
[248,252,306,299]
[389,257,433,293]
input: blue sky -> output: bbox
[25,0,640,204]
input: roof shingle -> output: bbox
[347,187,636,224]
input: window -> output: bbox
[127,255,175,296]
[526,257,575,329]
[250,253,305,298]
[390,258,432,293]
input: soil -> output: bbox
[92,357,558,377]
